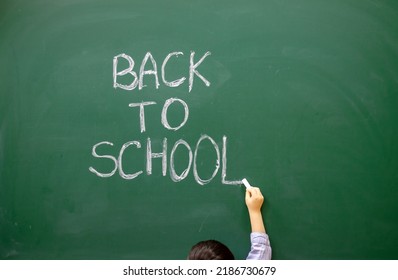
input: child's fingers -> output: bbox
[245,188,252,200]
[246,187,264,207]
[252,187,263,197]
[248,187,264,204]
[246,187,259,198]
[249,187,259,197]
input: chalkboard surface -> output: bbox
[1,0,398,259]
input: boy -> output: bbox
[188,187,271,260]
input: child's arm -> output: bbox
[245,187,271,260]
[245,187,266,233]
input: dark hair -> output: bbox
[187,240,235,260]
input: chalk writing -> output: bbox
[90,51,242,185]
[89,135,239,185]
[113,51,211,92]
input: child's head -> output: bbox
[187,240,235,260]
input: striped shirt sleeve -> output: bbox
[246,232,272,260]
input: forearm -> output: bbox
[249,210,266,233]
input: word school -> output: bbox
[89,135,240,185]
[89,51,242,185]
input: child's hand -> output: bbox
[245,187,266,233]
[245,187,264,213]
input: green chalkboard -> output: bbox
[1,0,398,259]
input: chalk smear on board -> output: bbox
[198,213,210,232]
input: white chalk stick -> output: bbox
[242,178,251,189]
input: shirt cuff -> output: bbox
[250,232,270,246]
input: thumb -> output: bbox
[245,188,252,201]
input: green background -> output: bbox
[1,0,397,259]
